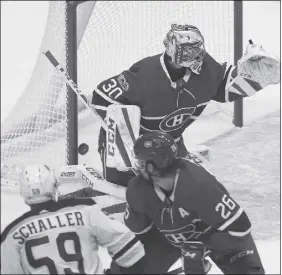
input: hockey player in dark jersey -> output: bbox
[92,23,280,188]
[109,131,265,274]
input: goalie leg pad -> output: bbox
[106,105,141,170]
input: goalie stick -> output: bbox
[43,51,209,174]
[43,50,138,175]
[57,164,126,201]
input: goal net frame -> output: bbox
[70,0,244,125]
[67,0,244,156]
[1,0,243,187]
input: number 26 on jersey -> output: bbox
[215,194,236,219]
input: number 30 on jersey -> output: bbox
[102,78,123,99]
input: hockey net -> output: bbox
[1,1,235,188]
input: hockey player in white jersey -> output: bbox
[1,164,145,274]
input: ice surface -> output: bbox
[205,111,280,241]
[96,239,280,274]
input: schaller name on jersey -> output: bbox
[12,211,84,244]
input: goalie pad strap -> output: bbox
[122,107,136,143]
[116,126,132,167]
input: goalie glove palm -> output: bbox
[238,43,280,89]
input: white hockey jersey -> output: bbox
[1,198,144,274]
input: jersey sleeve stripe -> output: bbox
[131,222,153,235]
[95,105,108,111]
[112,236,139,261]
[217,207,243,231]
[95,87,121,105]
[115,240,145,267]
[197,102,209,107]
[112,236,144,266]
[141,115,166,120]
[228,227,252,237]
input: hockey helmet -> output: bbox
[164,24,206,73]
[133,131,178,170]
[19,164,57,205]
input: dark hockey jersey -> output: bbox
[124,158,251,250]
[92,52,242,141]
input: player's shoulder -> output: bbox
[177,158,216,190]
[126,175,151,204]
[178,158,211,178]
[203,52,220,66]
[203,52,224,72]
[126,53,163,84]
[127,175,149,194]
[129,53,162,73]
[1,198,96,244]
[1,208,35,244]
[97,53,161,88]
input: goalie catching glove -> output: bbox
[226,41,280,99]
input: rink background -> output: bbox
[1,1,280,274]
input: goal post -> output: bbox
[233,0,244,127]
[1,1,243,188]
[66,0,245,136]
[66,1,79,166]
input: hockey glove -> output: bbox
[238,41,280,88]
[181,241,212,274]
[236,41,280,96]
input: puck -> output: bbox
[78,143,89,155]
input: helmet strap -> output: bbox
[146,161,171,178]
[145,162,159,177]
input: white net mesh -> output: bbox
[1,2,69,187]
[77,1,234,95]
[1,1,236,188]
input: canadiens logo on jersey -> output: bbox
[160,223,203,247]
[158,202,209,247]
[160,107,196,132]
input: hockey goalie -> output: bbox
[91,24,280,189]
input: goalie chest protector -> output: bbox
[96,52,225,140]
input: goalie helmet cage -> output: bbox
[1,1,243,187]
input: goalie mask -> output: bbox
[164,24,206,74]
